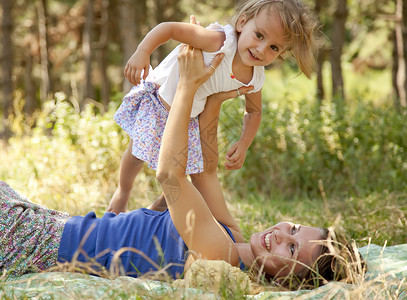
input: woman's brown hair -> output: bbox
[298,228,366,289]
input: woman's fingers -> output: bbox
[190,15,201,26]
[207,53,224,72]
[178,44,225,87]
[179,43,190,56]
[190,15,196,25]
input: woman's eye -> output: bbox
[271,45,279,51]
[291,225,297,234]
[256,32,263,39]
[290,244,295,255]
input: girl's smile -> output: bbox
[248,49,260,61]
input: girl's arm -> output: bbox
[156,47,239,266]
[125,22,226,86]
[225,91,262,170]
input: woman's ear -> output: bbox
[236,14,247,32]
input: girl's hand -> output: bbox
[124,48,150,86]
[106,197,128,215]
[225,140,249,170]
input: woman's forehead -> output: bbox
[295,228,326,268]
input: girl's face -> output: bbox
[250,222,324,277]
[236,7,288,67]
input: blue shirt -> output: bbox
[57,208,237,278]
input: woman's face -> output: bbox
[250,222,325,277]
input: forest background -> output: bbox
[0,0,407,253]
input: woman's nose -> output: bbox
[275,230,291,245]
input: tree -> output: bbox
[22,30,37,114]
[314,0,328,101]
[96,0,110,107]
[393,0,407,109]
[1,0,13,127]
[37,0,52,102]
[83,0,95,102]
[117,0,139,93]
[330,0,347,101]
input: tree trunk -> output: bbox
[83,0,95,103]
[316,51,325,102]
[97,0,110,107]
[392,32,400,109]
[314,0,326,102]
[24,50,37,114]
[1,0,13,124]
[394,0,407,109]
[330,0,347,100]
[118,0,138,93]
[37,0,52,103]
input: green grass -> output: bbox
[1,69,406,244]
[0,67,406,297]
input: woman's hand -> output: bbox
[177,45,224,90]
[207,86,254,104]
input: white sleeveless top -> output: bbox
[147,23,265,117]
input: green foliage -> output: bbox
[0,73,406,296]
[0,93,160,215]
[218,93,407,200]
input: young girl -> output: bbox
[109,0,320,213]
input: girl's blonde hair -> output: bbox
[231,0,321,78]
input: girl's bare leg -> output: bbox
[107,140,144,214]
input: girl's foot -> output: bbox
[147,194,167,212]
[107,188,130,214]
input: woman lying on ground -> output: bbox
[0,46,364,288]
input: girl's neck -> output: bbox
[232,52,254,85]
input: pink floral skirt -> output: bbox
[114,82,204,174]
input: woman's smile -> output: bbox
[264,231,272,251]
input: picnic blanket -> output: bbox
[1,244,406,299]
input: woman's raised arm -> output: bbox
[156,46,239,266]
[191,86,254,244]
